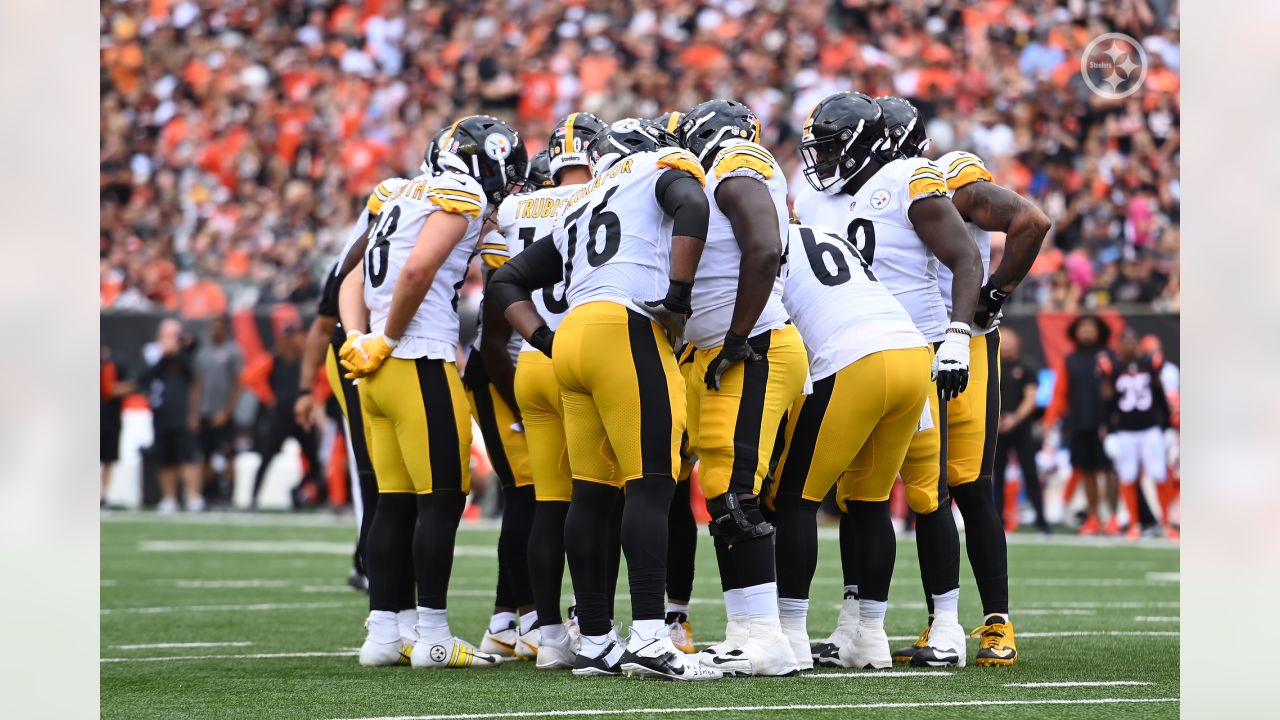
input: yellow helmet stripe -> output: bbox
[443,115,474,149]
[665,111,683,133]
[803,102,819,137]
[564,112,578,150]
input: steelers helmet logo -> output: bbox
[429,644,448,662]
[869,189,891,209]
[484,133,512,161]
[612,118,641,133]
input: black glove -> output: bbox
[530,325,555,358]
[972,281,1010,331]
[635,280,693,349]
[704,330,761,391]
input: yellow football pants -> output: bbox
[514,350,573,501]
[769,347,931,510]
[553,302,684,486]
[465,359,533,490]
[943,330,1001,487]
[357,356,472,495]
[683,324,808,499]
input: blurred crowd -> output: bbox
[101,0,1180,316]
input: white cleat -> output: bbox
[410,636,502,669]
[358,636,412,667]
[780,615,814,671]
[837,621,892,669]
[515,626,540,661]
[478,624,518,658]
[621,635,722,681]
[742,618,801,676]
[811,596,858,667]
[910,612,967,668]
[535,627,578,670]
[696,614,748,667]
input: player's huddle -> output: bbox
[321,91,1052,681]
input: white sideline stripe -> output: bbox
[1039,601,1179,609]
[1146,571,1180,581]
[113,642,253,650]
[1006,681,1152,688]
[1135,616,1180,622]
[324,697,1178,720]
[102,650,355,663]
[1017,578,1177,587]
[174,579,291,588]
[101,579,117,587]
[800,671,951,679]
[102,602,351,615]
[140,540,495,557]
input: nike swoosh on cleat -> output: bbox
[986,648,1015,658]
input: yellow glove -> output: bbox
[341,333,397,379]
[337,330,362,370]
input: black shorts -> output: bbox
[101,415,122,464]
[199,418,235,459]
[1069,431,1109,472]
[152,425,197,466]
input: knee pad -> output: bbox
[707,492,774,545]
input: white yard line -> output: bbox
[112,642,254,650]
[102,602,353,615]
[1135,616,1180,622]
[1006,681,1152,688]
[102,650,355,663]
[799,671,952,679]
[140,540,495,557]
[323,697,1178,720]
[1017,578,1178,587]
[174,579,292,589]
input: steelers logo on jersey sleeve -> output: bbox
[869,189,891,209]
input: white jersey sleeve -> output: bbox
[554,147,705,316]
[685,140,790,349]
[782,224,925,381]
[935,150,994,335]
[363,171,489,361]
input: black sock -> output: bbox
[353,471,379,576]
[496,484,536,609]
[564,481,621,637]
[606,492,624,621]
[839,507,858,588]
[666,479,697,602]
[528,500,569,627]
[621,475,674,622]
[772,493,818,600]
[414,490,465,609]
[366,492,417,612]
[915,500,960,605]
[952,478,1009,615]
[846,500,895,602]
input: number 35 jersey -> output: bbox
[363,171,489,361]
[782,224,925,382]
[793,157,950,342]
[685,140,790,349]
[480,183,579,357]
[553,147,705,316]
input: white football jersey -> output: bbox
[553,147,706,316]
[782,224,926,382]
[332,177,410,280]
[363,171,489,361]
[935,150,994,336]
[685,140,790,349]
[793,157,950,341]
[479,183,580,357]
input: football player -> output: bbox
[768,223,932,670]
[879,96,1052,667]
[674,99,807,676]
[296,177,410,602]
[1105,328,1176,541]
[487,118,721,681]
[476,113,608,669]
[792,92,982,668]
[340,115,528,670]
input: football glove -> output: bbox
[337,330,363,369]
[932,322,971,401]
[972,282,1010,331]
[634,280,693,349]
[341,333,398,379]
[529,325,555,359]
[704,330,761,391]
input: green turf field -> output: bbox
[101,512,1179,719]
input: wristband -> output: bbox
[384,335,400,349]
[945,321,972,337]
[722,329,749,349]
[664,280,694,316]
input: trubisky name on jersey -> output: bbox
[516,196,569,219]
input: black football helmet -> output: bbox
[586,118,679,174]
[437,115,529,205]
[421,126,450,174]
[655,110,684,135]
[548,112,606,179]
[523,149,554,193]
[799,92,887,193]
[875,96,929,160]
[677,99,761,167]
